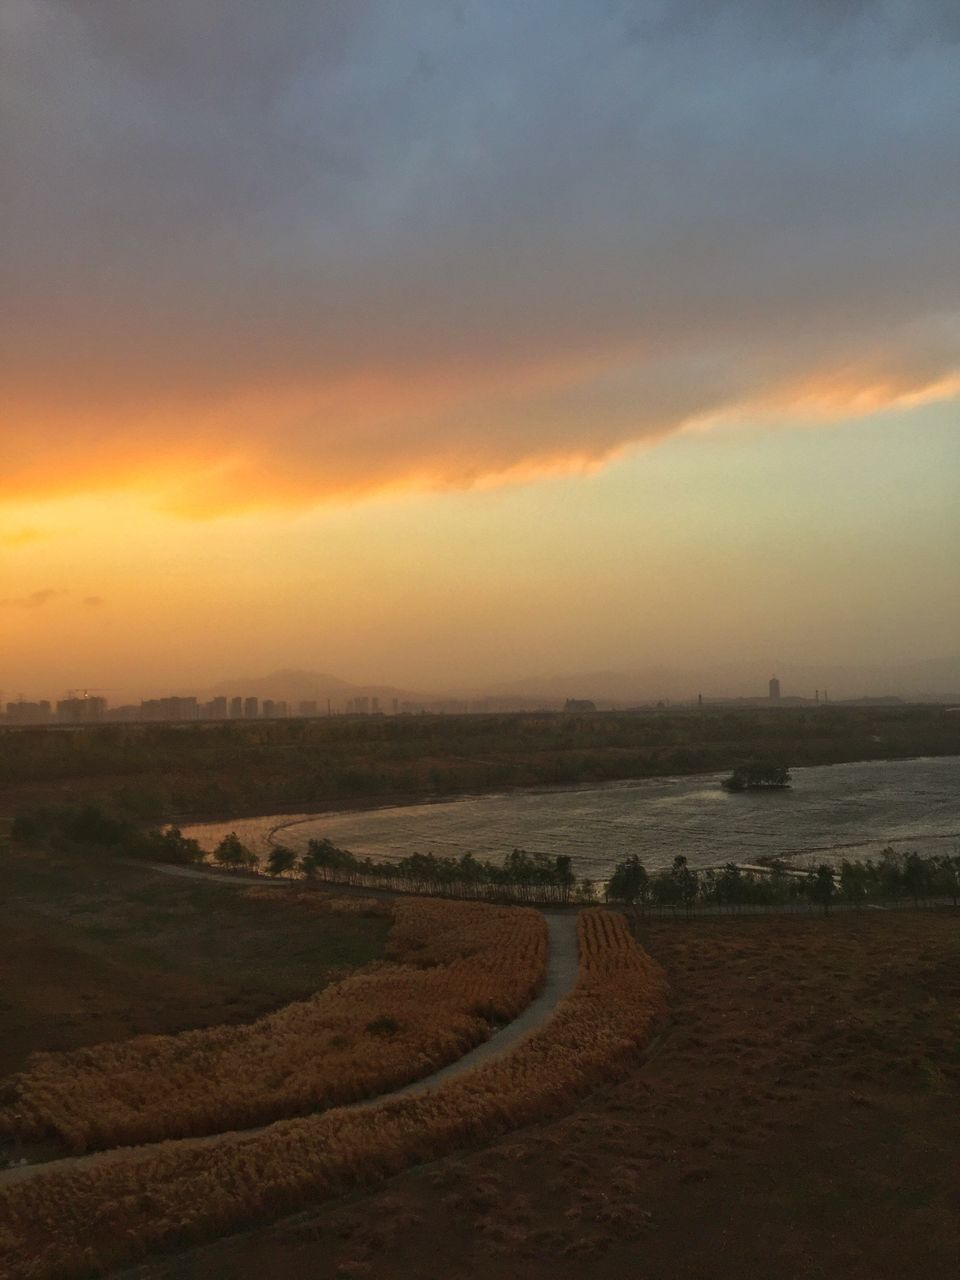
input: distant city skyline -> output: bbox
[3,654,958,724]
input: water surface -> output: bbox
[183,755,959,880]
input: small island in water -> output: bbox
[722,763,792,792]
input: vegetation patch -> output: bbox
[0,849,390,1082]
[606,848,960,912]
[1,705,955,824]
[280,839,590,904]
[721,762,791,791]
[116,910,960,1280]
[0,898,546,1152]
[0,910,667,1279]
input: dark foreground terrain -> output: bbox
[0,846,389,1082]
[128,910,960,1280]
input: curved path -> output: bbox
[0,868,579,1189]
[382,909,578,1101]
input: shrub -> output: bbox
[10,804,131,850]
[366,1015,401,1037]
[58,805,131,846]
[127,826,204,865]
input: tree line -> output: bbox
[167,832,960,912]
[605,849,960,913]
[9,805,593,904]
[213,835,592,904]
[2,704,956,825]
[11,802,959,912]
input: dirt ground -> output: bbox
[0,845,390,1080]
[126,909,960,1280]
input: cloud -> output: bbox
[2,1,958,514]
[81,595,105,608]
[0,589,66,609]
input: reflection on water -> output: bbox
[183,756,959,879]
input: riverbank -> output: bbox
[2,705,956,826]
[181,755,960,884]
[163,746,960,832]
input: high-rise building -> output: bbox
[141,696,197,721]
[262,699,275,718]
[5,700,52,724]
[769,676,781,702]
[109,705,140,722]
[57,696,106,724]
[244,696,259,719]
[229,696,243,719]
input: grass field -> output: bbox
[0,893,546,1153]
[3,838,957,1279]
[0,845,390,1088]
[125,909,960,1280]
[0,910,664,1278]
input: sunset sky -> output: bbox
[2,1,958,699]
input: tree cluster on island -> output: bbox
[721,762,791,791]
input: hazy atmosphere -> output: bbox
[3,0,958,696]
[2,10,959,1279]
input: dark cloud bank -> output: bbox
[2,1,958,508]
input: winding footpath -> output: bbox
[0,865,579,1189]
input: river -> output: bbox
[181,755,959,881]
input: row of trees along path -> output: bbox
[606,850,960,914]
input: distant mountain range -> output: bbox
[204,657,960,708]
[206,669,422,707]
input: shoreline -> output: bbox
[173,749,959,832]
[179,754,960,874]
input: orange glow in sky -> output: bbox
[2,3,958,697]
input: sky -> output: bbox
[1,1,958,699]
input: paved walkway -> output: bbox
[379,910,577,1100]
[0,873,579,1188]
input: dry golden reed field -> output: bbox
[0,894,546,1152]
[0,909,667,1280]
